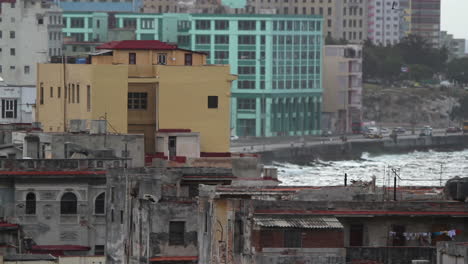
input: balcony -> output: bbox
[128,65,159,79]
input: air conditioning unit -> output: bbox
[69,120,87,133]
[90,120,107,135]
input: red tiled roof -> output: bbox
[150,256,198,262]
[0,222,19,230]
[31,245,91,251]
[96,40,178,50]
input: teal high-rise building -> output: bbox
[62,13,323,137]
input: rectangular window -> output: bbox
[72,84,75,103]
[195,35,210,44]
[238,20,256,30]
[87,85,91,111]
[128,92,147,110]
[50,86,53,98]
[237,98,256,110]
[24,65,30,74]
[238,66,256,75]
[214,51,228,60]
[157,53,167,65]
[215,35,229,44]
[169,221,185,245]
[1,99,17,118]
[215,20,229,30]
[195,20,211,30]
[40,85,44,105]
[238,51,255,59]
[10,48,15,56]
[208,96,218,109]
[238,35,256,45]
[129,53,136,65]
[70,17,84,28]
[76,85,80,103]
[9,31,15,39]
[184,53,192,66]
[58,87,61,98]
[284,230,302,248]
[94,245,104,256]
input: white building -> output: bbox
[367,0,401,46]
[0,0,63,124]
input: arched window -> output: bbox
[25,192,36,215]
[61,192,77,214]
[95,192,105,215]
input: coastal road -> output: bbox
[230,129,460,153]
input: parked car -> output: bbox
[364,133,383,139]
[392,127,406,134]
[419,126,433,136]
[230,135,239,140]
[321,130,332,137]
[446,127,461,133]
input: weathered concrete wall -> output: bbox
[256,248,346,264]
[258,135,468,164]
[437,241,468,264]
[346,246,436,264]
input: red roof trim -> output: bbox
[158,129,192,133]
[31,245,91,251]
[150,256,198,262]
[0,171,106,176]
[183,175,236,179]
[254,210,468,216]
[0,222,19,228]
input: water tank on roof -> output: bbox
[76,58,87,64]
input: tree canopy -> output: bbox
[363,35,448,83]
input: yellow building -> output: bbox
[36,40,235,155]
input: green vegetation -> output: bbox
[450,94,468,121]
[447,57,468,85]
[363,35,448,83]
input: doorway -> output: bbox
[349,224,364,246]
[168,136,177,158]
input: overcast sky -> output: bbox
[441,0,468,42]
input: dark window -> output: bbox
[94,245,104,255]
[58,87,61,98]
[195,20,211,30]
[10,48,15,56]
[25,192,36,215]
[238,20,256,30]
[128,92,147,110]
[215,35,229,44]
[392,225,406,246]
[195,35,210,44]
[40,85,44,104]
[215,20,229,30]
[238,98,256,110]
[76,84,80,103]
[260,230,275,248]
[50,86,53,98]
[157,53,167,65]
[169,221,185,245]
[238,35,256,45]
[95,192,105,214]
[184,53,192,66]
[234,219,244,253]
[86,85,91,111]
[9,31,15,39]
[129,53,136,64]
[208,96,218,109]
[349,224,364,246]
[60,192,77,214]
[2,99,17,118]
[284,230,302,248]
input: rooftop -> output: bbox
[96,40,178,51]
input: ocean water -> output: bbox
[275,149,468,186]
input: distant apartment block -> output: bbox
[0,0,63,123]
[409,0,441,47]
[61,13,324,137]
[440,31,467,60]
[142,0,366,44]
[54,0,142,12]
[367,0,402,46]
[323,45,362,134]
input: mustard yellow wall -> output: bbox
[157,66,232,153]
[36,64,128,133]
[97,49,206,66]
[92,55,113,65]
[128,83,157,153]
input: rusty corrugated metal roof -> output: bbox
[254,215,343,229]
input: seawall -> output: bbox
[258,135,468,165]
